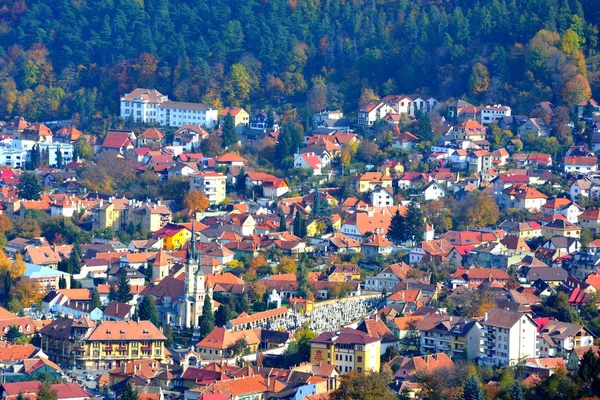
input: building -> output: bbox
[536,319,594,358]
[190,172,227,205]
[310,328,381,374]
[39,318,166,369]
[478,105,512,125]
[564,156,598,174]
[364,262,412,292]
[195,327,260,360]
[417,314,482,360]
[479,308,538,366]
[120,88,218,128]
[219,107,249,133]
[354,172,393,193]
[21,263,70,292]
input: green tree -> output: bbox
[510,382,525,400]
[221,113,238,148]
[37,382,58,400]
[405,201,425,245]
[278,214,287,232]
[56,150,63,169]
[121,383,139,400]
[387,210,406,245]
[5,325,23,342]
[416,112,433,142]
[199,294,215,338]
[463,374,485,400]
[18,172,43,200]
[90,288,102,309]
[116,269,133,303]
[215,303,232,327]
[138,295,160,327]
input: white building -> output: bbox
[363,263,411,292]
[190,172,227,205]
[478,105,512,125]
[479,308,538,366]
[0,148,28,168]
[121,88,218,129]
[370,186,394,207]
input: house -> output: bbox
[102,301,134,321]
[355,318,398,355]
[40,319,166,369]
[452,120,486,141]
[464,268,510,289]
[214,153,247,167]
[392,129,419,150]
[249,111,269,132]
[569,178,600,200]
[294,152,323,175]
[357,101,397,127]
[190,172,227,205]
[327,264,361,282]
[361,233,393,257]
[370,186,394,207]
[541,219,581,239]
[309,328,381,373]
[579,208,600,232]
[120,88,218,128]
[479,308,538,366]
[21,263,71,292]
[478,105,512,125]
[354,172,393,193]
[541,198,582,223]
[0,382,90,400]
[364,262,412,292]
[195,327,260,360]
[173,125,208,151]
[101,132,135,154]
[500,184,548,211]
[517,118,551,137]
[54,126,83,143]
[567,346,600,370]
[219,107,249,133]
[536,319,594,358]
[409,239,453,264]
[563,155,598,174]
[421,180,446,201]
[137,128,165,147]
[498,220,543,240]
[525,267,568,286]
[389,353,453,381]
[417,314,482,360]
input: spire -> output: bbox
[190,220,197,262]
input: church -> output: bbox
[177,226,212,329]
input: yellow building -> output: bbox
[219,107,250,133]
[354,172,393,193]
[152,223,191,250]
[310,328,381,374]
[40,318,166,369]
[289,298,314,313]
[92,199,128,231]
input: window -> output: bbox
[357,356,362,362]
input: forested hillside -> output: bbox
[0,0,599,127]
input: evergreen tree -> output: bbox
[108,284,118,302]
[463,374,485,400]
[121,383,139,400]
[56,150,63,169]
[58,276,67,289]
[37,382,58,400]
[312,188,321,217]
[416,111,433,142]
[405,201,425,245]
[138,295,160,326]
[279,214,287,232]
[275,127,293,166]
[163,324,174,348]
[221,113,238,148]
[509,382,524,400]
[236,167,246,193]
[215,303,231,327]
[90,289,102,309]
[293,211,304,237]
[17,172,43,200]
[387,210,406,245]
[116,269,133,303]
[16,391,26,400]
[199,294,215,338]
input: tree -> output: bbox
[277,257,297,274]
[199,294,215,338]
[562,74,592,106]
[509,382,525,400]
[90,288,102,309]
[405,201,425,245]
[5,325,23,342]
[307,76,327,112]
[37,382,57,400]
[387,210,406,245]
[278,214,287,232]
[116,269,133,303]
[463,374,485,400]
[56,150,63,169]
[457,191,500,228]
[215,303,232,327]
[18,172,43,200]
[416,112,433,142]
[108,284,118,302]
[184,190,210,212]
[292,211,307,238]
[10,254,26,279]
[121,383,139,400]
[330,370,396,400]
[469,63,490,95]
[138,295,160,327]
[221,113,238,148]
[0,250,11,273]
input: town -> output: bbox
[0,82,596,400]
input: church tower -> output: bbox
[181,222,200,328]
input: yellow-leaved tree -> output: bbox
[10,254,26,279]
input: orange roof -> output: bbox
[87,320,166,341]
[215,153,247,163]
[542,198,572,210]
[140,128,165,140]
[579,208,600,220]
[0,343,36,361]
[196,327,260,349]
[388,290,421,303]
[393,315,425,330]
[58,289,91,301]
[220,107,245,117]
[228,307,289,327]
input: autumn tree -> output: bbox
[307,75,327,112]
[456,191,500,228]
[10,280,43,308]
[10,254,26,279]
[277,257,297,274]
[330,370,396,400]
[184,190,210,212]
[562,74,591,106]
[0,250,11,272]
[469,62,490,95]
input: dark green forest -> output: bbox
[0,0,599,128]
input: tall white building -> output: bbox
[190,172,227,205]
[479,308,538,366]
[120,88,218,129]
